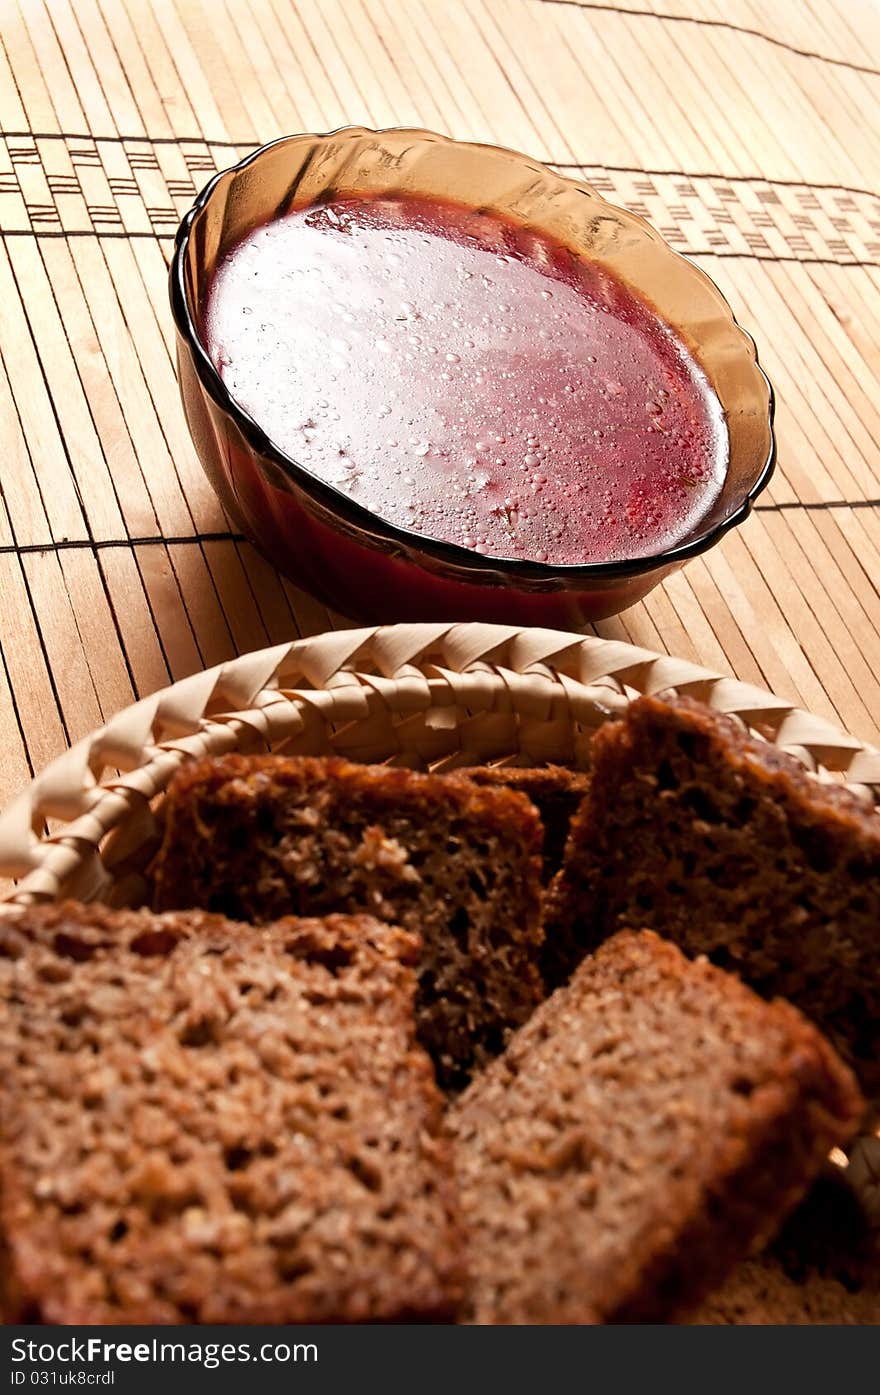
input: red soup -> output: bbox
[204,194,727,566]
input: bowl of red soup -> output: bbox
[171,127,775,624]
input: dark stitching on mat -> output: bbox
[3,504,880,562]
[755,499,880,513]
[0,533,247,557]
[551,163,880,203]
[533,0,880,78]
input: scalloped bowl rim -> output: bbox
[170,126,777,585]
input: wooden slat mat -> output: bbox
[1,0,880,811]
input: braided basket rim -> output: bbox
[2,621,879,909]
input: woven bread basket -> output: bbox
[2,621,880,909]
[0,621,878,1308]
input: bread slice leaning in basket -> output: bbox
[545,694,880,1095]
[690,1155,880,1325]
[689,1253,879,1324]
[450,764,591,882]
[0,902,463,1325]
[449,930,863,1325]
[149,754,545,1091]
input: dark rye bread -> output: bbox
[449,930,862,1325]
[150,755,545,1091]
[545,695,880,1092]
[689,1256,880,1324]
[0,902,462,1324]
[691,1164,880,1323]
[453,765,591,881]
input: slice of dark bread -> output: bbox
[0,901,462,1324]
[150,754,545,1091]
[545,694,880,1092]
[448,929,863,1325]
[691,1160,880,1323]
[453,765,591,881]
[689,1255,880,1324]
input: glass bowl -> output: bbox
[170,127,775,625]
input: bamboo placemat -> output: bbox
[1,0,879,814]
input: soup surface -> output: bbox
[204,193,727,564]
